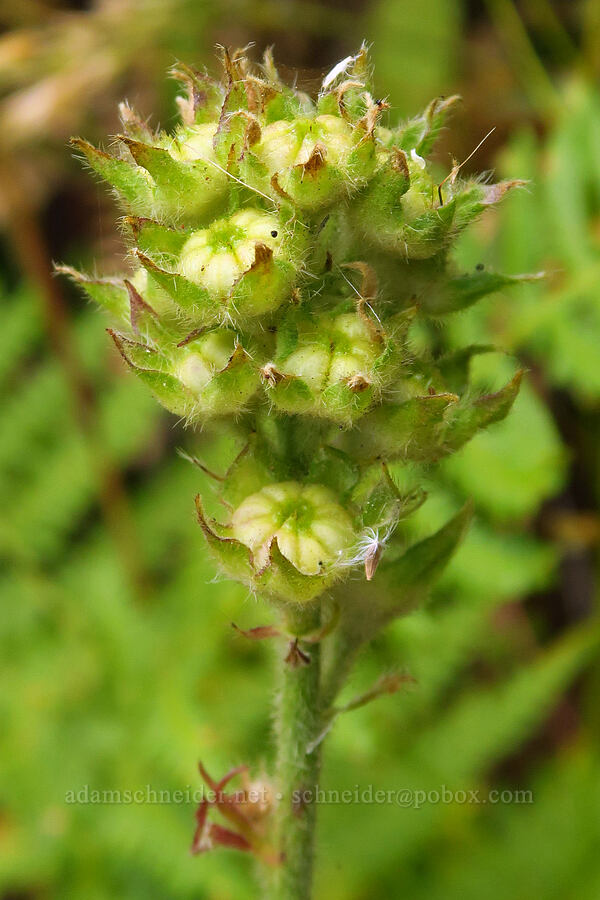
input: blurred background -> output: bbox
[1,1,600,897]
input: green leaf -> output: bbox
[125,217,190,260]
[442,371,523,454]
[133,251,215,321]
[55,264,129,320]
[393,95,461,155]
[421,270,543,316]
[70,137,153,209]
[336,394,458,463]
[321,504,472,706]
[118,136,208,194]
[377,502,472,607]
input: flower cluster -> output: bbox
[60,46,526,606]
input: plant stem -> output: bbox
[272,603,322,900]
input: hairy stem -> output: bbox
[272,603,322,900]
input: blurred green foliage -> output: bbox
[1,1,600,898]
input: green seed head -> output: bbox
[60,46,525,605]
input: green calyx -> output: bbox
[109,325,259,423]
[60,45,531,606]
[252,112,376,211]
[260,303,404,424]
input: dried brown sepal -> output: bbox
[231,622,281,641]
[346,374,371,394]
[299,142,327,176]
[336,79,365,120]
[341,260,378,302]
[284,638,311,668]
[123,279,158,334]
[260,362,286,387]
[356,94,390,137]
[250,241,273,269]
[270,172,293,203]
[390,146,409,177]
[176,327,209,348]
[191,762,278,863]
[338,672,417,714]
[364,541,384,581]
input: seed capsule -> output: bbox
[179,210,284,295]
[231,482,356,576]
[262,309,393,424]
